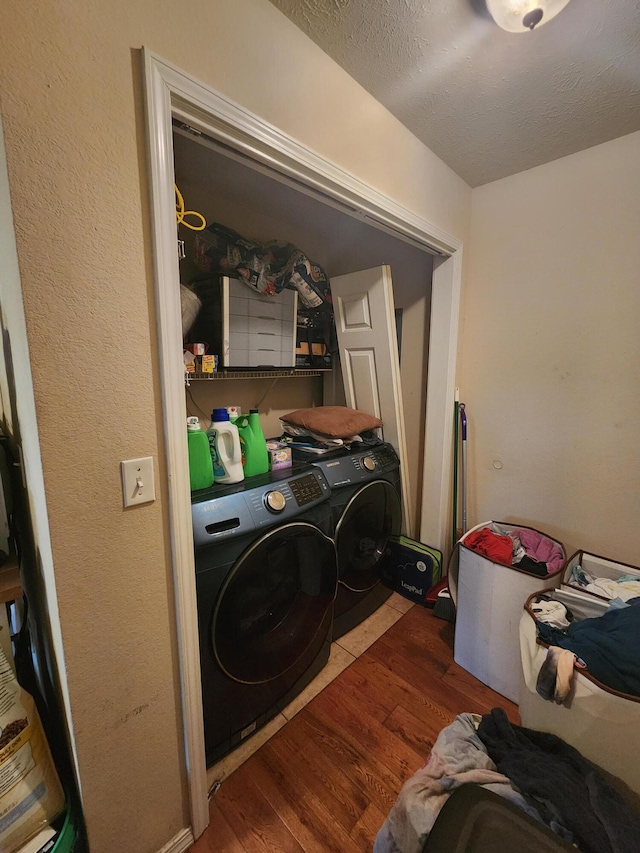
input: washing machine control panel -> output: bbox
[191,468,331,546]
[313,443,400,487]
[371,445,399,470]
[289,472,325,506]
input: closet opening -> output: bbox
[173,119,435,536]
[142,47,463,842]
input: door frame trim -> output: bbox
[141,47,462,839]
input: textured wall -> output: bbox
[0,1,470,850]
[462,131,640,560]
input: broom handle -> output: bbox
[459,403,467,535]
[452,398,459,550]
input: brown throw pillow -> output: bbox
[281,406,382,439]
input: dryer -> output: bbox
[191,464,337,766]
[310,443,402,639]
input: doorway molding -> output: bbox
[142,47,462,840]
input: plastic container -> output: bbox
[207,409,244,484]
[519,550,640,794]
[186,417,214,492]
[49,798,81,853]
[235,409,269,477]
[448,521,565,703]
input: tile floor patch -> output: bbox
[336,603,405,658]
[386,592,415,614]
[206,712,288,787]
[281,643,356,721]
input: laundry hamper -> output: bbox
[448,521,565,703]
[519,550,640,794]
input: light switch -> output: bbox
[121,457,155,507]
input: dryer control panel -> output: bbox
[191,468,331,547]
[312,443,400,488]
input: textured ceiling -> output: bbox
[268,0,640,186]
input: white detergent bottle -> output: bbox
[207,408,244,484]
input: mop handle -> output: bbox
[452,399,459,550]
[459,403,467,441]
[459,404,468,535]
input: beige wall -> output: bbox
[0,1,471,850]
[461,131,640,562]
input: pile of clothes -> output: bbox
[568,564,640,603]
[375,708,640,853]
[534,600,640,701]
[527,561,640,703]
[464,523,564,577]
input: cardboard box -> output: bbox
[266,440,292,471]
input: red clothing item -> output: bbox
[464,527,513,565]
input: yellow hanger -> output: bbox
[175,184,206,231]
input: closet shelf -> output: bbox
[185,369,330,382]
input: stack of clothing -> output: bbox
[464,524,564,577]
[278,405,383,455]
[375,709,640,853]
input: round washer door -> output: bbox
[212,521,337,684]
[335,480,401,593]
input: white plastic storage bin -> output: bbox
[448,521,565,703]
[519,551,640,793]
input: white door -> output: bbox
[330,265,412,536]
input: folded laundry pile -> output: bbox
[464,523,564,577]
[374,708,640,853]
[279,405,383,454]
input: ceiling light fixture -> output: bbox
[486,0,571,32]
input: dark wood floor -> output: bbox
[190,606,519,853]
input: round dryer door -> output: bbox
[335,480,402,593]
[212,522,337,684]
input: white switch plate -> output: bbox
[121,457,155,507]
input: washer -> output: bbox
[191,464,337,767]
[310,443,402,639]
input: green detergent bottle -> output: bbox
[236,409,269,477]
[187,416,214,491]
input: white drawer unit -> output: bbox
[223,277,297,368]
[186,275,298,369]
